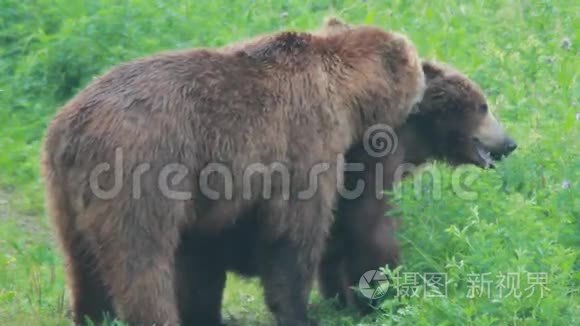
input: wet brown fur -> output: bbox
[41,19,424,325]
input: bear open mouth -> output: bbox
[474,140,494,168]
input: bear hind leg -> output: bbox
[88,208,182,325]
[43,180,114,325]
[64,233,114,325]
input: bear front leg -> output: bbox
[175,233,227,326]
[318,232,350,307]
[259,238,317,326]
[258,199,332,326]
[345,215,401,313]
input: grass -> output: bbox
[0,0,578,325]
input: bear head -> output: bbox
[407,61,517,168]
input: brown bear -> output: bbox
[41,19,425,325]
[318,60,517,311]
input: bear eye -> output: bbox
[479,104,488,112]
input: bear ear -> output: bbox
[412,85,450,116]
[323,16,351,32]
[422,60,446,80]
